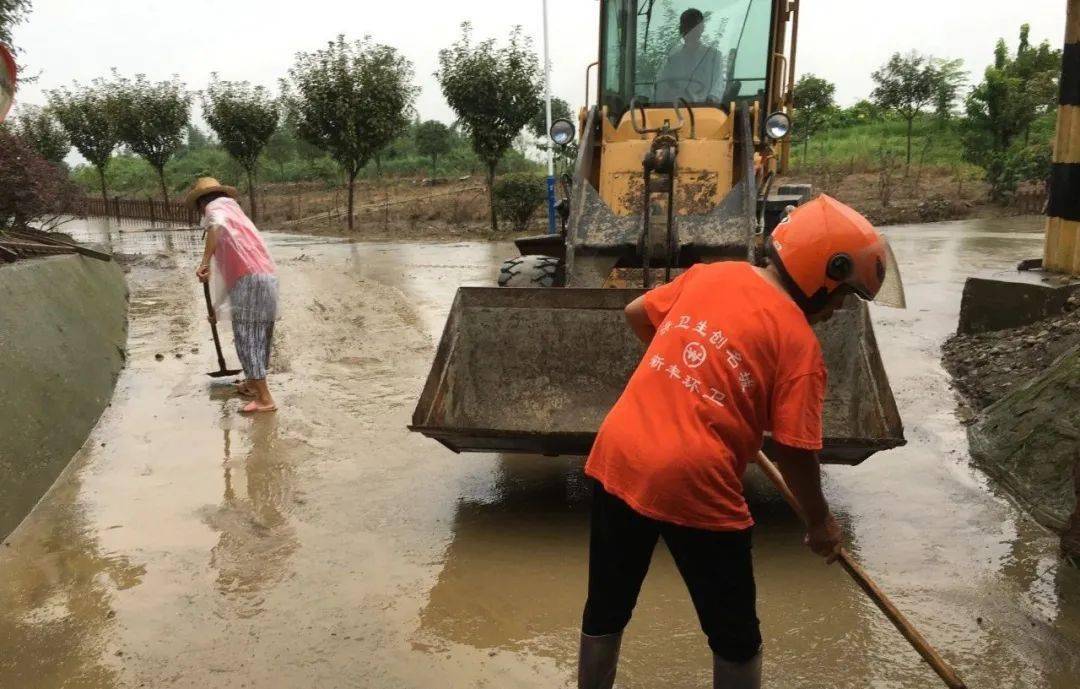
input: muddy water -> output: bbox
[1,216,1077,688]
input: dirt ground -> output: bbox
[241,168,1026,243]
[787,166,1039,227]
[253,177,541,241]
[942,296,1080,414]
[1,216,1079,688]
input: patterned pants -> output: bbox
[230,274,278,380]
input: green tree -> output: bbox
[9,104,69,164]
[527,96,572,140]
[871,51,939,167]
[261,125,294,180]
[0,0,31,49]
[963,25,1061,199]
[1009,24,1061,144]
[185,124,213,151]
[48,79,121,207]
[527,96,577,167]
[282,35,417,231]
[112,73,191,204]
[415,119,451,175]
[931,58,968,122]
[202,75,279,220]
[438,23,542,231]
[792,74,837,160]
[847,99,884,123]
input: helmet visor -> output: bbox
[845,236,905,308]
[874,238,906,309]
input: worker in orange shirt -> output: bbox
[577,195,891,689]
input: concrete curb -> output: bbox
[0,255,128,539]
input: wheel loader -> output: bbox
[411,0,905,464]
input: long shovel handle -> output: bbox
[202,281,228,372]
[754,451,967,689]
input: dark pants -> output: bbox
[582,482,762,663]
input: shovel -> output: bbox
[202,281,242,378]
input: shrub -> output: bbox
[493,173,546,231]
[0,131,80,231]
[975,143,1052,202]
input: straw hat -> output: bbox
[184,177,239,210]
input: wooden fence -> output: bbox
[74,197,199,226]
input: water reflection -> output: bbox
[204,416,300,619]
[419,215,1080,687]
[62,216,204,256]
[5,215,1079,687]
[420,455,589,655]
[419,456,872,687]
[0,469,144,689]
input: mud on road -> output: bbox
[0,217,1079,688]
[943,298,1080,413]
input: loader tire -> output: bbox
[497,255,565,288]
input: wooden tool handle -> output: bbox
[202,281,228,370]
[754,451,967,689]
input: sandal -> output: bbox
[240,400,277,414]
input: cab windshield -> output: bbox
[600,0,774,121]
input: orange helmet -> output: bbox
[765,194,887,314]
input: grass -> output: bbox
[790,111,1057,179]
[70,137,543,201]
[789,117,979,176]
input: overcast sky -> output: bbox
[10,0,1068,124]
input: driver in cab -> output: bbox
[655,8,726,104]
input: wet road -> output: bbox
[1,216,1077,688]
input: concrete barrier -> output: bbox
[957,277,1079,335]
[0,255,128,539]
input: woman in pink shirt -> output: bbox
[187,177,278,413]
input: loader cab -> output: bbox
[587,0,798,230]
[599,0,776,125]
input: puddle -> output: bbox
[1,215,1077,688]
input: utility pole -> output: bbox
[542,0,557,235]
[1044,0,1080,274]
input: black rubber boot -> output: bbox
[577,631,622,689]
[713,651,762,689]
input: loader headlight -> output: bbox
[765,112,791,140]
[550,118,576,147]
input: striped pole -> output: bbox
[1044,0,1080,274]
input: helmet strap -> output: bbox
[765,237,833,315]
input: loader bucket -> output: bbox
[410,287,904,465]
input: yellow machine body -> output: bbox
[410,0,907,465]
[599,107,737,216]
